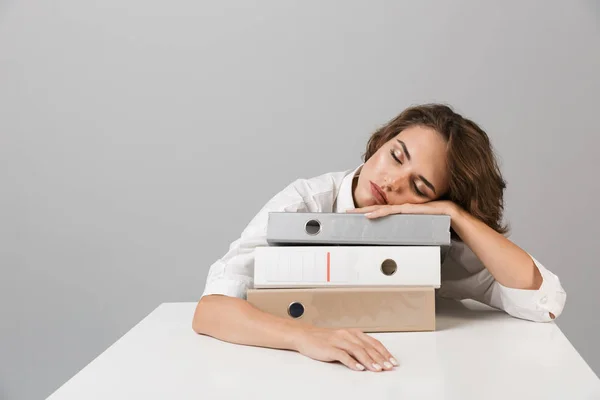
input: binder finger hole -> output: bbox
[305,219,321,235]
[381,259,397,276]
[287,302,305,318]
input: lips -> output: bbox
[369,181,388,205]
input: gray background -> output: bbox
[1,0,599,399]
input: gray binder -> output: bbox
[266,212,451,246]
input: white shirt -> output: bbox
[201,164,567,322]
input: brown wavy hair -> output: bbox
[362,103,509,240]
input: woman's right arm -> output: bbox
[192,294,398,372]
[192,178,397,372]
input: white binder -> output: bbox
[254,246,441,288]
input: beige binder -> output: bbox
[246,287,435,332]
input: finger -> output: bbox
[390,203,431,215]
[356,331,398,367]
[366,206,399,219]
[337,340,382,372]
[360,343,393,370]
[331,349,366,371]
[341,331,392,371]
[365,204,406,218]
[365,211,382,219]
[346,205,382,214]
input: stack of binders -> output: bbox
[246,212,451,332]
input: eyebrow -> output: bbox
[397,139,437,195]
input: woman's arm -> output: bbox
[192,294,398,372]
[195,177,397,372]
[347,201,567,322]
[447,205,566,321]
[192,294,299,349]
[449,206,542,290]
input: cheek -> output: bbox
[356,178,375,207]
[374,151,391,168]
[363,153,390,184]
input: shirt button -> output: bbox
[540,295,548,304]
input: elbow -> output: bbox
[540,285,567,322]
[498,288,567,323]
[192,294,237,334]
[547,292,567,322]
[192,295,215,334]
[532,293,567,323]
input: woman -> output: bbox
[192,104,566,373]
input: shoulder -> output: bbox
[240,168,351,237]
[277,168,350,212]
[255,168,351,215]
[287,169,348,196]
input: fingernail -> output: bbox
[383,361,393,369]
[390,357,398,366]
[356,363,365,370]
[372,363,382,371]
[365,213,372,217]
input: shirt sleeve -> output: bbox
[439,241,567,322]
[199,179,313,300]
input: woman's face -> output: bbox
[353,125,450,208]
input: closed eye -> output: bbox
[389,148,402,164]
[390,149,427,198]
[412,182,426,197]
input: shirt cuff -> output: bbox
[493,253,566,322]
[200,278,251,300]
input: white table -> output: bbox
[47,299,600,400]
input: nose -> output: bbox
[382,172,410,194]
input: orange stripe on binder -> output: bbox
[327,252,330,282]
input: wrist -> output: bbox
[448,204,467,232]
[281,320,309,351]
[447,203,461,222]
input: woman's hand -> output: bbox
[346,200,458,221]
[291,325,398,372]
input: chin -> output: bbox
[361,197,378,208]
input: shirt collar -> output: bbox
[333,164,363,213]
